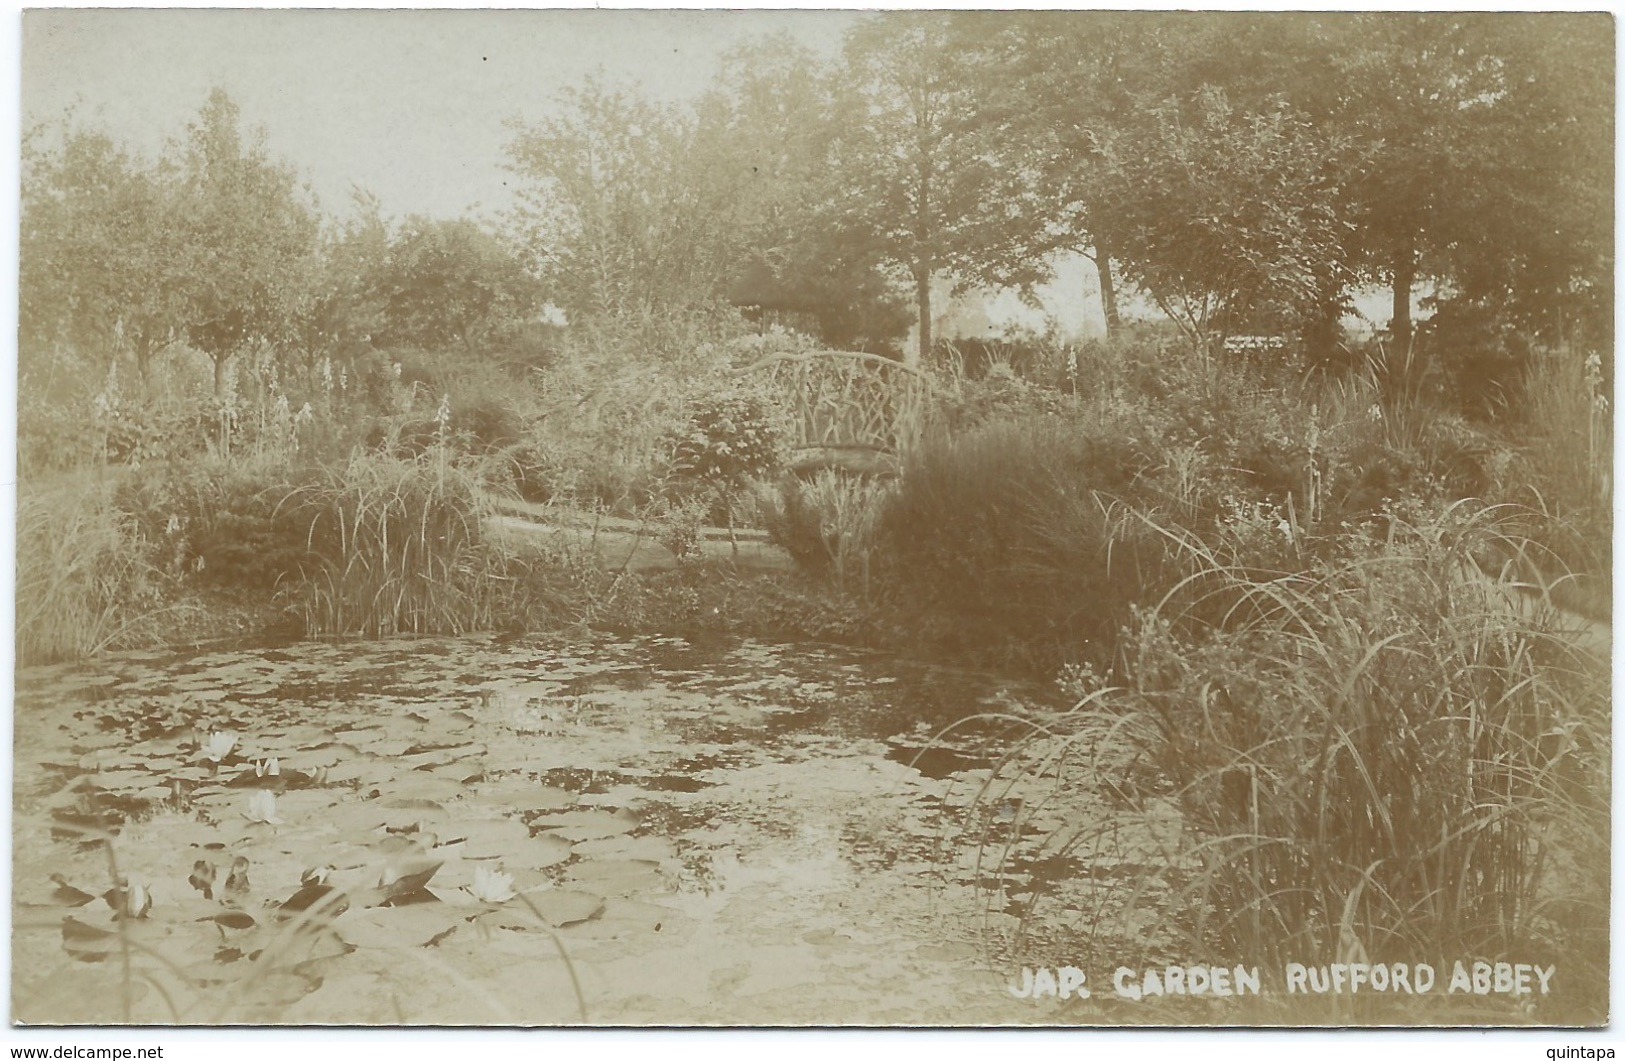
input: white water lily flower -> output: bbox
[115,875,152,919]
[204,731,238,762]
[255,757,281,778]
[468,864,516,904]
[244,790,281,825]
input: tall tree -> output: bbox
[169,89,320,393]
[505,77,735,323]
[1091,88,1358,354]
[20,119,180,386]
[692,35,907,349]
[836,13,1008,364]
[370,216,544,350]
[951,11,1184,341]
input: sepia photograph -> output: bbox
[9,7,1614,1029]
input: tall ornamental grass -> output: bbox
[285,452,504,637]
[957,503,1608,1021]
[16,479,165,665]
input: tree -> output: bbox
[20,118,180,386]
[1089,89,1357,354]
[836,13,1010,364]
[505,77,736,323]
[169,88,320,393]
[951,11,1198,341]
[369,217,543,350]
[697,34,912,349]
[298,188,393,359]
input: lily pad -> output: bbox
[530,808,637,842]
[484,887,603,929]
[570,834,676,861]
[502,834,575,871]
[333,903,468,949]
[442,817,530,860]
[565,858,666,897]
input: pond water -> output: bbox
[13,632,1182,1026]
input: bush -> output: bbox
[876,415,1177,670]
[763,470,896,595]
[117,458,315,590]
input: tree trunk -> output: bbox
[1302,298,1342,365]
[213,353,228,396]
[1095,241,1121,341]
[912,267,931,368]
[1391,248,1417,352]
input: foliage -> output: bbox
[116,457,316,591]
[19,119,179,381]
[16,480,167,665]
[282,452,502,637]
[699,36,913,351]
[835,14,1016,364]
[670,391,783,487]
[1150,506,1601,974]
[170,89,322,388]
[369,216,544,350]
[1091,89,1359,351]
[505,78,735,321]
[763,471,897,595]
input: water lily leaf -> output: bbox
[377,859,442,903]
[357,737,415,758]
[557,897,674,940]
[279,883,351,920]
[476,778,575,813]
[423,761,485,785]
[381,797,446,812]
[83,769,152,791]
[334,903,467,949]
[442,817,530,860]
[565,859,666,897]
[485,888,603,929]
[48,874,97,907]
[384,774,468,804]
[322,759,387,786]
[212,909,258,931]
[530,808,637,842]
[570,834,675,861]
[503,834,575,871]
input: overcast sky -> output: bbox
[21,8,858,223]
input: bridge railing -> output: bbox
[734,350,946,475]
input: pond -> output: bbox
[14,632,1193,1026]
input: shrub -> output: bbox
[763,470,896,595]
[117,457,315,590]
[876,415,1177,670]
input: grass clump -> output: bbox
[16,478,167,665]
[285,451,510,637]
[961,502,1609,1023]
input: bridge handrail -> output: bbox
[730,349,947,392]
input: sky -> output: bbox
[21,8,858,223]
